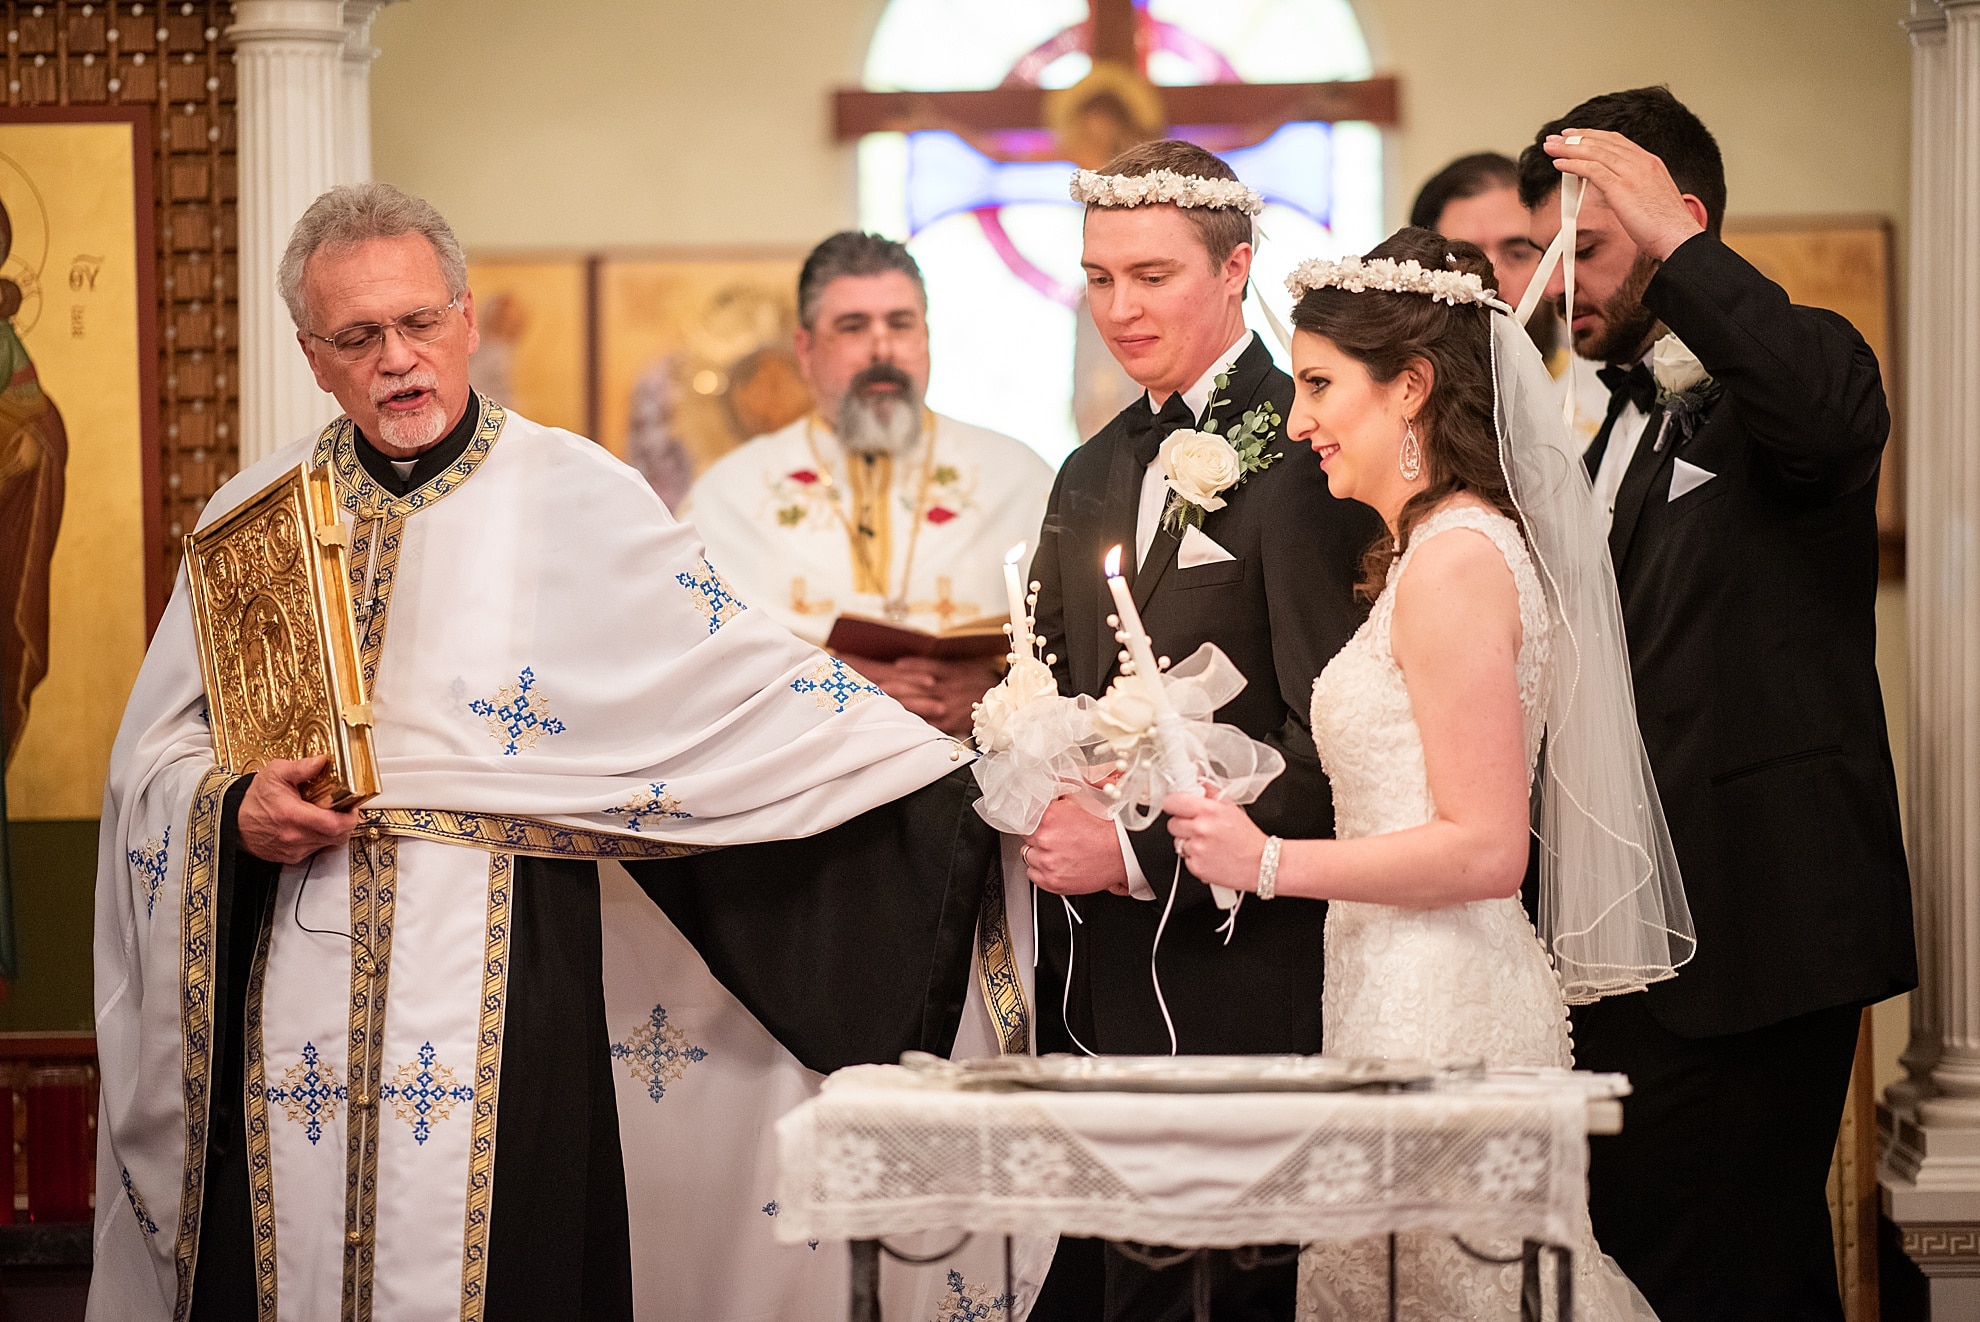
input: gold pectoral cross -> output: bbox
[901,576,980,628]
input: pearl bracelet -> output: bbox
[1257,836,1282,900]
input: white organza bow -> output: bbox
[1082,643,1284,830]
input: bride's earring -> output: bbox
[1399,417,1423,481]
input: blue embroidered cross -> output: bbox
[762,1201,779,1216]
[380,1041,474,1145]
[677,558,746,635]
[469,666,568,755]
[128,828,170,918]
[266,1041,347,1146]
[605,783,692,833]
[790,658,882,715]
[121,1166,158,1236]
[610,1003,708,1103]
[936,1270,1013,1322]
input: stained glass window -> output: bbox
[859,0,1382,463]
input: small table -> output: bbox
[774,1063,1626,1322]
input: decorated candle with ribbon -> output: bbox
[1102,545,1238,912]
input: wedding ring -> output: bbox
[1020,844,1032,865]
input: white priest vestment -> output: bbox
[91,398,1040,1322]
[681,412,1055,646]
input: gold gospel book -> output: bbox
[183,461,379,810]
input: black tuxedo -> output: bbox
[1029,335,1381,1059]
[1027,336,1378,1322]
[1568,234,1915,1321]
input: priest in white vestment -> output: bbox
[91,185,1038,1322]
[682,232,1054,737]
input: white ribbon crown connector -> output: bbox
[1069,168,1264,216]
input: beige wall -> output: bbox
[371,0,1914,249]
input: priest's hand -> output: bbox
[238,757,359,865]
[1024,795,1133,897]
[1543,129,1708,262]
[1162,787,1266,895]
[842,654,997,738]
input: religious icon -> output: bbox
[0,187,68,769]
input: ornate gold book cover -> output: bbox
[183,461,378,810]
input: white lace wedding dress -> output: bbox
[1297,504,1653,1322]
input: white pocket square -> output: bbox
[1177,525,1237,568]
[1669,458,1716,501]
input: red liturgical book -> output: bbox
[825,613,1011,662]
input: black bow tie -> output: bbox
[1125,392,1199,469]
[1597,361,1658,417]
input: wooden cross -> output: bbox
[833,0,1399,165]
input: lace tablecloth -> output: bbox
[774,1064,1626,1251]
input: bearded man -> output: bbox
[1519,87,1913,1321]
[684,232,1054,737]
[1023,139,1381,1322]
[91,184,1018,1322]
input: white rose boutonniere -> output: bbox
[1158,428,1242,515]
[1651,333,1710,401]
[1156,373,1281,534]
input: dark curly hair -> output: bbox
[1291,226,1519,600]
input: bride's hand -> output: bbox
[1162,787,1267,893]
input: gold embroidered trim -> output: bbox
[311,395,505,523]
[358,808,717,861]
[976,856,1030,1056]
[340,835,398,1322]
[173,764,235,1322]
[244,905,278,1321]
[459,854,513,1320]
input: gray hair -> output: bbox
[278,182,468,331]
[796,231,925,330]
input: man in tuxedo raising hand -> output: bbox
[1519,88,1914,1321]
[1022,139,1380,1321]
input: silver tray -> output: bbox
[900,1052,1469,1094]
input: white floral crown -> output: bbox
[1285,255,1505,311]
[1069,168,1264,216]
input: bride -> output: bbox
[1162,227,1692,1320]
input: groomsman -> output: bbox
[1023,139,1379,1321]
[1519,88,1915,1321]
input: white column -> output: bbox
[1920,0,1980,1133]
[229,0,346,466]
[338,1,387,184]
[1883,3,1980,1303]
[1890,0,1951,1123]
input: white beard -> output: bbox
[837,390,922,457]
[373,400,451,453]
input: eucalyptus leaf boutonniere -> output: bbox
[1157,372,1281,534]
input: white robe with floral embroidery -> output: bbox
[91,402,1041,1322]
[681,412,1055,647]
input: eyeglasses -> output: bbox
[309,295,461,362]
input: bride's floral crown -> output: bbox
[1286,255,1504,311]
[1069,168,1264,216]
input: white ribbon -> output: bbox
[1514,142,1587,430]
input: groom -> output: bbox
[1519,89,1914,1321]
[1023,140,1380,1320]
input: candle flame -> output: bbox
[1005,541,1026,566]
[1104,544,1123,577]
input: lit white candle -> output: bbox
[1003,542,1032,662]
[1104,545,1236,910]
[1102,545,1173,716]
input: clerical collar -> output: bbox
[352,391,481,496]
